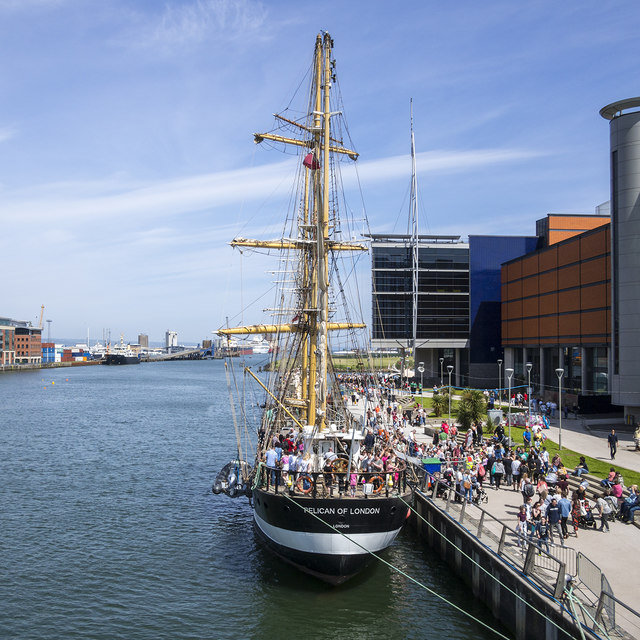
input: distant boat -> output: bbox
[103,336,140,365]
[249,336,272,354]
[104,351,140,365]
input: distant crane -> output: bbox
[38,304,44,329]
[46,319,52,343]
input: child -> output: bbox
[350,472,357,497]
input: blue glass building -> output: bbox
[468,235,537,387]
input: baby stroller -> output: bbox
[433,472,451,499]
[473,485,488,505]
[579,500,596,529]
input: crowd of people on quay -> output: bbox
[336,373,640,535]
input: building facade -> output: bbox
[0,317,41,365]
[369,233,537,388]
[165,330,178,349]
[370,234,470,386]
[601,98,640,421]
[501,220,611,405]
[0,323,16,365]
[468,235,538,388]
[15,326,42,364]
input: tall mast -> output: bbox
[317,31,332,431]
[410,99,419,365]
[218,32,365,433]
[305,33,324,429]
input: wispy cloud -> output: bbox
[121,0,269,52]
[2,147,542,225]
[354,148,546,183]
[0,125,17,143]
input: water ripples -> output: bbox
[0,361,505,639]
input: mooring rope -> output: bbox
[279,491,511,640]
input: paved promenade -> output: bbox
[417,405,640,606]
[347,392,639,632]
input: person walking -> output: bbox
[608,429,619,460]
[536,517,551,554]
[515,505,528,551]
[546,497,564,545]
[596,492,612,532]
[558,491,572,539]
[493,459,505,490]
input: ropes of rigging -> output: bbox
[272,486,597,640]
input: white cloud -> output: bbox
[121,0,269,52]
[352,148,546,184]
[0,126,17,143]
[2,147,541,226]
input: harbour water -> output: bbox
[1,360,507,639]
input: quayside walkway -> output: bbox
[344,390,640,638]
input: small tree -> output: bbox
[461,388,486,423]
[456,402,474,430]
[432,392,448,417]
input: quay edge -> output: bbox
[411,490,601,640]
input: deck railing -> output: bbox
[258,466,409,499]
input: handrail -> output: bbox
[420,471,604,604]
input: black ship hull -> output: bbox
[252,488,411,584]
[103,354,140,365]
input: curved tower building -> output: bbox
[601,98,640,419]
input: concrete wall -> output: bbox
[411,492,595,640]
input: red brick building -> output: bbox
[15,326,42,364]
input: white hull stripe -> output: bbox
[254,512,402,556]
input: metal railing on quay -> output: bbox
[596,588,640,638]
[418,470,640,638]
[419,474,570,599]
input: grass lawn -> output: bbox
[411,396,640,487]
[499,424,640,488]
[331,355,402,370]
[413,395,460,420]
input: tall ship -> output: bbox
[212,32,413,584]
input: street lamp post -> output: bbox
[556,368,565,450]
[497,359,503,406]
[506,368,514,446]
[439,357,444,388]
[447,365,454,420]
[526,362,533,427]
[418,361,424,394]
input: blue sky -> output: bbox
[2,0,638,344]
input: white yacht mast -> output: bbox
[409,100,419,365]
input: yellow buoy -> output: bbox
[51,381,55,385]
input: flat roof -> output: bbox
[600,97,640,120]
[367,233,462,241]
